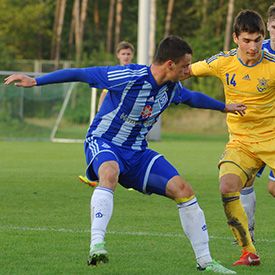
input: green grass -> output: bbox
[0,119,87,141]
[0,139,274,274]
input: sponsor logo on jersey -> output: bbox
[257,77,269,92]
[120,112,155,127]
[242,74,251,80]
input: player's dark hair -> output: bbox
[233,10,265,37]
[153,35,192,64]
[267,3,275,20]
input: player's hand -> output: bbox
[224,103,246,116]
[4,74,37,87]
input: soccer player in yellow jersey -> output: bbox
[189,9,275,267]
[240,3,275,245]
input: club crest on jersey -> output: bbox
[141,105,153,119]
[158,92,168,109]
[257,77,269,92]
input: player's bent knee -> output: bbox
[219,163,245,194]
[166,176,194,200]
[98,161,119,188]
[219,174,243,194]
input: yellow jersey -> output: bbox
[191,49,275,142]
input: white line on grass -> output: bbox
[1,225,275,243]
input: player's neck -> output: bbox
[150,64,169,85]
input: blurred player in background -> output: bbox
[97,41,135,111]
[189,10,275,267]
[79,41,135,187]
[4,35,246,274]
[239,3,275,244]
[263,3,275,54]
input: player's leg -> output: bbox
[85,138,122,266]
[219,158,260,266]
[166,176,213,268]
[267,170,275,197]
[259,137,275,197]
[88,159,119,266]
[144,155,236,274]
[240,178,256,242]
[239,165,266,242]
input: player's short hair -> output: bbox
[153,35,192,64]
[233,9,265,37]
[267,3,275,20]
[116,41,135,54]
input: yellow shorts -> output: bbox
[219,138,275,186]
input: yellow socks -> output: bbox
[222,192,256,253]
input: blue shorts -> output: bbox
[84,136,179,196]
[256,165,274,181]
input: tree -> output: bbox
[114,0,123,49]
[164,0,174,37]
[51,0,67,68]
[0,0,52,60]
[106,0,115,53]
[94,0,100,35]
[73,0,89,64]
[215,0,225,37]
[224,0,234,51]
[68,1,76,60]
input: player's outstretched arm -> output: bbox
[224,103,246,116]
[4,74,37,87]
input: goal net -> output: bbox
[0,71,98,142]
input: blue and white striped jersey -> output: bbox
[87,64,183,150]
[262,39,275,55]
[36,64,225,151]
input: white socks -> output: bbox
[90,187,114,249]
[177,197,212,267]
[240,186,256,232]
[90,188,214,267]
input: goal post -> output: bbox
[50,82,79,143]
[50,86,98,144]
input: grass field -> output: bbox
[1,138,274,274]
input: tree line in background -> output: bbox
[0,0,273,64]
[0,0,274,125]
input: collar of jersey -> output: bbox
[237,50,264,67]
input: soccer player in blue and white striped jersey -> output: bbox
[4,36,245,274]
[262,3,275,55]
